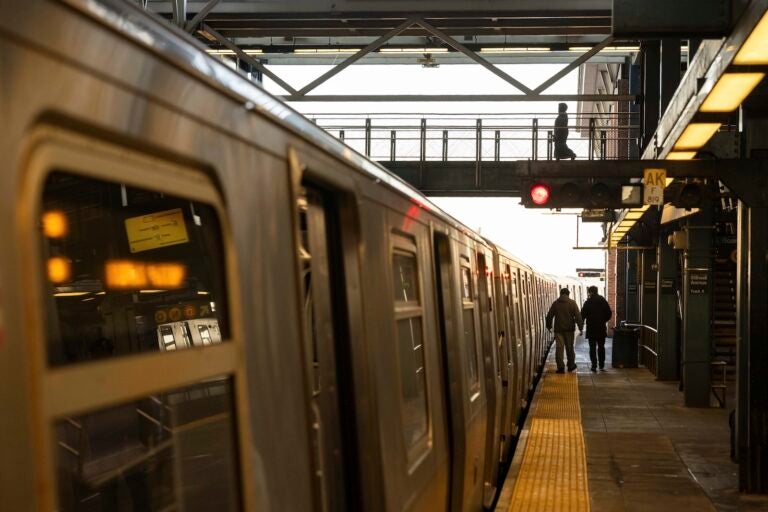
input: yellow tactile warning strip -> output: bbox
[508,363,590,512]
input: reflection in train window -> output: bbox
[40,172,228,366]
[55,378,240,511]
[461,266,472,300]
[392,246,429,457]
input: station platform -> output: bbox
[496,336,768,512]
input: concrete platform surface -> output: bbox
[496,335,768,511]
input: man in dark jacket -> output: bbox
[554,103,577,160]
[546,288,583,373]
[581,285,613,372]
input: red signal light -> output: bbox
[530,183,551,205]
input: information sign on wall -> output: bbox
[643,168,667,206]
[125,208,189,253]
[689,271,709,295]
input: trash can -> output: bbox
[611,326,639,368]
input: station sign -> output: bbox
[643,168,667,206]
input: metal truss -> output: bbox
[191,13,632,103]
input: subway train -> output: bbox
[0,1,585,510]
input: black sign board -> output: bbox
[689,271,709,295]
[628,283,638,294]
[643,280,656,291]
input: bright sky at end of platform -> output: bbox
[261,63,606,277]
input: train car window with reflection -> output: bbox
[40,172,229,366]
[391,237,429,460]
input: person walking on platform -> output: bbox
[581,285,613,372]
[554,102,577,160]
[546,288,583,374]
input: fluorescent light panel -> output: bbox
[294,48,359,54]
[667,151,697,160]
[207,49,263,55]
[379,47,448,53]
[568,46,640,52]
[700,72,766,112]
[734,11,768,65]
[673,123,721,150]
[480,47,550,53]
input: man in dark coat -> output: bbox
[580,285,613,372]
[546,288,583,374]
[554,103,577,160]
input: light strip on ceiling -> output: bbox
[379,47,449,53]
[480,47,551,53]
[673,123,721,150]
[207,49,263,55]
[700,72,766,112]
[666,151,697,160]
[294,48,360,54]
[734,10,768,65]
[568,46,640,52]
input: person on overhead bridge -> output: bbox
[554,102,577,160]
[581,285,613,373]
[546,288,584,374]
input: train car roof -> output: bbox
[64,0,531,260]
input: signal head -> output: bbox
[530,183,551,205]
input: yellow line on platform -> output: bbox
[508,366,590,512]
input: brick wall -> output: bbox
[606,248,627,336]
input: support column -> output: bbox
[736,203,768,492]
[625,250,640,323]
[657,233,679,380]
[641,42,660,152]
[640,249,657,328]
[682,210,713,407]
[659,39,681,117]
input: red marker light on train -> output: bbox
[530,183,551,205]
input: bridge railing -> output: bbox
[307,113,640,162]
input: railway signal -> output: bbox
[521,179,643,209]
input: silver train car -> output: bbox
[0,1,583,510]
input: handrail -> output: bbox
[620,323,658,375]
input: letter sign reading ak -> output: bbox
[643,168,667,206]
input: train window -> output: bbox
[391,243,429,457]
[461,267,472,300]
[55,377,239,510]
[393,253,420,305]
[40,172,228,366]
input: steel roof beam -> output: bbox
[293,17,420,97]
[202,24,298,95]
[531,35,613,94]
[414,18,533,94]
[282,94,637,102]
[185,0,221,33]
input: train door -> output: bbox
[297,185,359,511]
[516,270,531,396]
[499,262,518,456]
[510,270,525,414]
[433,233,484,512]
[527,274,540,376]
[476,250,502,508]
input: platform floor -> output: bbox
[497,335,768,512]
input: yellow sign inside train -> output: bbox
[125,208,189,253]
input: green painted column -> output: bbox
[656,233,680,381]
[682,209,713,407]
